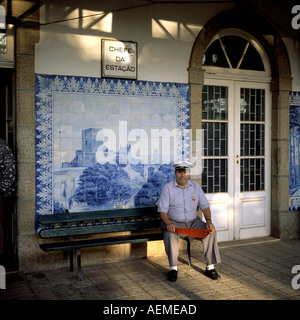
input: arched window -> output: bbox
[203,35,265,71]
[202,29,271,79]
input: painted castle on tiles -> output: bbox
[54,126,175,212]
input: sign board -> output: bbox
[101,39,137,79]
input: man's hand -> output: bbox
[167,223,176,233]
[206,220,215,234]
[202,207,215,234]
[160,212,176,233]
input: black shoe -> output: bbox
[167,270,178,282]
[205,268,220,280]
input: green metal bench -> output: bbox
[38,206,191,280]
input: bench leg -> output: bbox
[69,249,74,272]
[69,237,74,272]
[76,249,83,281]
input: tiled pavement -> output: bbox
[1,237,300,300]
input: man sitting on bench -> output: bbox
[158,161,221,282]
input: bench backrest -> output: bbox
[39,206,161,239]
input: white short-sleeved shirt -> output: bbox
[157,179,210,222]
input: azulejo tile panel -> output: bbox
[35,74,190,228]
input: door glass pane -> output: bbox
[202,85,228,120]
[240,88,265,121]
[202,122,228,156]
[240,158,265,191]
[202,85,228,193]
[240,124,265,156]
[202,159,228,193]
[240,88,265,192]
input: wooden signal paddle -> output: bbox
[175,228,210,238]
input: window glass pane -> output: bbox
[221,35,248,69]
[203,35,265,72]
[239,43,265,71]
[202,40,229,68]
[202,85,228,120]
[240,158,265,191]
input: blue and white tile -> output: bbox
[289,91,300,211]
[35,75,190,229]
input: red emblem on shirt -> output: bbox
[192,196,196,201]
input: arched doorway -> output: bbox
[189,7,292,241]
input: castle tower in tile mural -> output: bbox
[55,126,175,213]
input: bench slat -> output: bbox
[40,232,163,252]
[39,219,161,238]
[39,206,158,225]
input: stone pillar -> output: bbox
[188,67,205,185]
[271,76,299,239]
[15,9,40,270]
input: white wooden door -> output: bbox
[201,80,271,241]
[234,82,271,239]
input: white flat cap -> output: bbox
[172,160,194,170]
